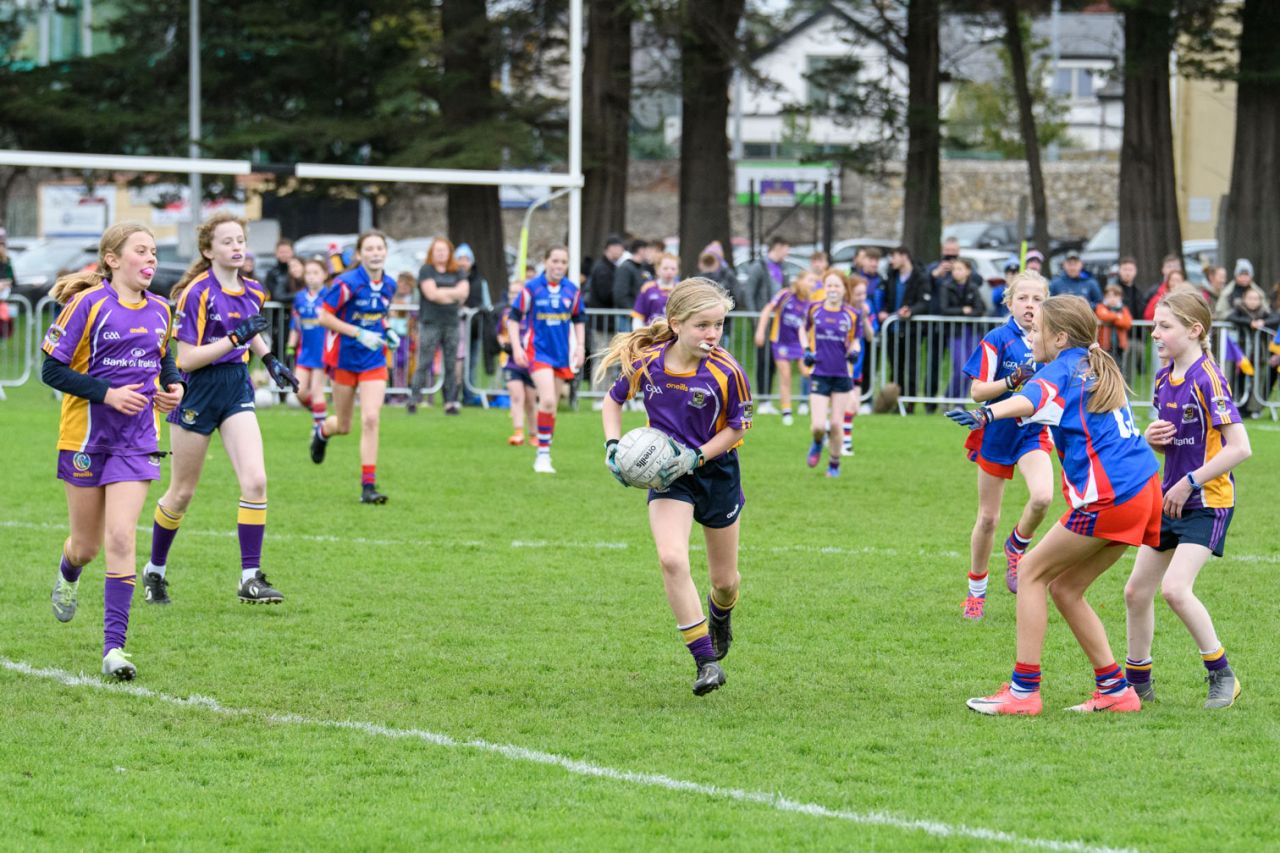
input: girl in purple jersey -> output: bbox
[142,213,297,607]
[798,270,860,477]
[596,278,753,697]
[1124,291,1252,709]
[959,272,1053,621]
[753,271,814,426]
[42,222,185,680]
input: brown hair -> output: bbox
[593,277,734,389]
[356,229,389,254]
[1158,289,1213,358]
[1038,295,1130,413]
[170,212,248,304]
[50,222,154,304]
[425,236,458,273]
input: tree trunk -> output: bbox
[441,0,505,301]
[1221,0,1280,288]
[902,0,941,262]
[1117,1,1181,287]
[1002,2,1050,258]
[582,0,633,266]
[678,0,744,276]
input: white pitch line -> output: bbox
[0,656,1131,853]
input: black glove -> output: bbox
[228,314,271,348]
[802,349,816,367]
[945,406,994,431]
[1004,364,1036,391]
[263,353,299,392]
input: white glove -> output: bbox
[355,328,384,351]
[657,440,702,489]
[385,328,402,350]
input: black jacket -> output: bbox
[878,266,933,322]
[588,257,618,308]
[263,262,292,303]
[937,272,985,317]
[612,258,649,312]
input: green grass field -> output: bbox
[2,380,1279,851]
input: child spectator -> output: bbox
[1095,282,1133,361]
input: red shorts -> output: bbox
[1060,474,1162,548]
[530,361,576,380]
[329,365,388,386]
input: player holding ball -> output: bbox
[595,277,753,697]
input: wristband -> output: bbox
[605,439,619,452]
[695,448,705,467]
[1186,472,1203,492]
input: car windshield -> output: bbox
[1085,222,1118,253]
[12,241,90,275]
[944,223,990,245]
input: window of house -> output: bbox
[806,56,838,111]
[1051,66,1101,99]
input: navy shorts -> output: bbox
[1155,506,1233,558]
[648,451,744,529]
[168,363,255,435]
[502,365,535,388]
[811,374,854,396]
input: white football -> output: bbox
[254,387,278,408]
[615,426,678,490]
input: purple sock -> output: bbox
[150,504,184,568]
[707,591,737,620]
[103,575,135,656]
[686,634,716,663]
[59,551,83,583]
[237,498,267,570]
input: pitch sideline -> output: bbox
[2,656,1130,853]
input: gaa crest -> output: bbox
[689,389,708,409]
[72,452,92,472]
[1182,403,1198,424]
[181,409,198,425]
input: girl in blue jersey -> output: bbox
[287,257,330,435]
[958,272,1054,620]
[798,270,860,477]
[1124,291,1252,709]
[498,276,537,446]
[43,222,185,679]
[948,295,1160,715]
[312,230,398,503]
[143,213,297,608]
[595,278,753,697]
[506,246,584,474]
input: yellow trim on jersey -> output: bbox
[1192,382,1235,508]
[707,350,750,405]
[195,286,211,346]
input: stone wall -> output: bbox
[373,157,1120,258]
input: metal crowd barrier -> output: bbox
[0,294,35,399]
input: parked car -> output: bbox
[12,238,100,301]
[145,262,189,300]
[1078,220,1118,280]
[944,221,1018,252]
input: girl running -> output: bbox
[947,295,1160,715]
[499,277,537,446]
[287,257,330,436]
[143,213,297,607]
[596,277,752,697]
[840,273,877,456]
[631,252,680,326]
[43,222,184,679]
[798,270,860,478]
[506,246,584,474]
[1123,291,1252,709]
[311,230,397,503]
[958,272,1054,620]
[753,272,813,426]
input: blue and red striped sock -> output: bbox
[536,412,555,450]
[361,465,376,486]
[1006,526,1032,555]
[1094,662,1128,695]
[1010,662,1041,697]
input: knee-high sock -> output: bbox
[536,412,555,450]
[237,498,267,571]
[843,411,854,444]
[103,574,135,655]
[149,504,185,569]
[312,398,327,425]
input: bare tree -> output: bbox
[902,0,941,258]
[1001,1,1049,256]
[582,0,634,263]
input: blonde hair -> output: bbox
[1003,271,1049,308]
[50,221,154,304]
[171,211,248,304]
[1039,295,1130,413]
[593,277,734,388]
[1158,289,1213,358]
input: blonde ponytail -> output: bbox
[50,270,107,305]
[51,221,153,304]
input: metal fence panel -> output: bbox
[0,294,35,397]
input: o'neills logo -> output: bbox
[636,446,656,467]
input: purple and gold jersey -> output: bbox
[608,342,752,450]
[631,281,673,326]
[291,288,326,369]
[41,284,172,455]
[498,304,531,369]
[510,273,583,368]
[1017,347,1158,509]
[322,265,396,372]
[173,271,267,370]
[962,316,1049,464]
[767,289,808,347]
[805,303,859,378]
[1153,354,1239,510]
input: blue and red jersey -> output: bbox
[510,274,583,369]
[291,288,326,369]
[321,265,396,372]
[963,316,1051,466]
[1016,347,1158,509]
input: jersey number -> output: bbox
[1113,406,1138,439]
